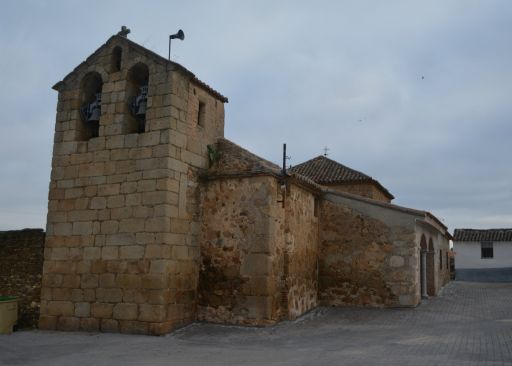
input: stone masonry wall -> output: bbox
[40,36,225,335]
[281,184,318,319]
[198,176,283,325]
[0,229,45,328]
[319,198,419,307]
[415,225,451,297]
[327,183,391,203]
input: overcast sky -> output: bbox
[0,0,511,232]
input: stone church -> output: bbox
[39,32,451,335]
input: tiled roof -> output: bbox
[453,229,512,242]
[290,156,394,199]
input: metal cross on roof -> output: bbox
[323,146,329,157]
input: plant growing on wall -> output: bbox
[207,144,221,167]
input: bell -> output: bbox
[136,99,147,117]
[87,93,102,122]
[88,106,101,122]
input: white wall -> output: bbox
[454,241,512,269]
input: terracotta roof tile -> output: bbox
[290,156,394,199]
[453,229,512,242]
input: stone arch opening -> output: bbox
[111,46,122,72]
[427,238,435,296]
[79,72,103,140]
[126,62,149,134]
[420,234,428,298]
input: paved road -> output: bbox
[1,281,512,366]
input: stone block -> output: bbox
[129,147,152,159]
[68,210,97,222]
[139,131,160,146]
[111,207,133,220]
[81,274,99,288]
[72,221,93,235]
[90,197,107,209]
[96,288,123,303]
[54,223,72,236]
[47,301,74,316]
[171,246,189,260]
[75,302,91,317]
[101,246,119,260]
[51,247,69,260]
[142,274,168,289]
[52,288,72,301]
[154,204,179,218]
[121,181,138,194]
[125,193,141,206]
[117,274,142,289]
[119,218,145,233]
[57,316,80,331]
[149,260,170,273]
[133,206,153,218]
[83,247,101,260]
[107,195,125,208]
[142,191,173,206]
[170,218,189,234]
[148,321,175,336]
[100,319,119,333]
[122,289,148,304]
[98,183,120,196]
[106,233,136,246]
[39,315,57,330]
[137,179,156,192]
[119,320,148,335]
[80,317,100,332]
[62,274,81,288]
[91,302,114,318]
[113,303,138,320]
[145,217,171,232]
[136,233,156,245]
[100,273,116,288]
[101,220,119,235]
[119,245,144,259]
[139,304,166,322]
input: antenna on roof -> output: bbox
[323,146,329,157]
[168,29,185,60]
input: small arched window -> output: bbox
[126,63,149,134]
[79,72,103,140]
[111,46,122,72]
[420,234,427,252]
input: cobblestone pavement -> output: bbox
[1,281,512,366]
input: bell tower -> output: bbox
[40,31,227,335]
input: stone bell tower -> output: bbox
[39,31,227,335]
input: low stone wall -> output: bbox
[0,229,45,328]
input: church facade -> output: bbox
[39,33,451,335]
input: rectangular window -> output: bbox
[313,198,319,217]
[439,250,442,270]
[481,241,493,259]
[446,252,449,270]
[197,101,206,127]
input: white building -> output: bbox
[453,229,512,269]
